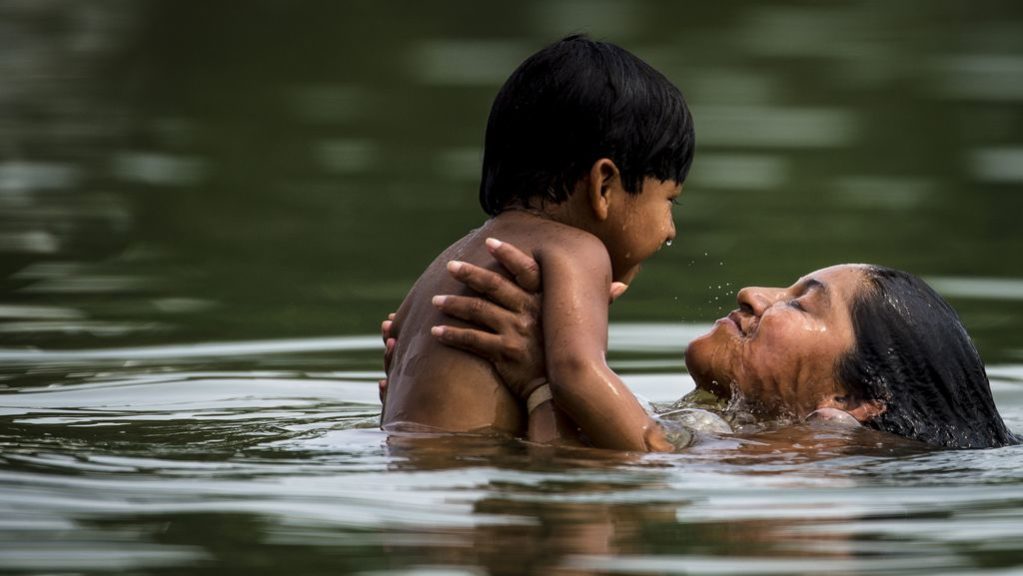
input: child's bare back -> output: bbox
[382,211,588,434]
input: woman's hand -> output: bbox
[430,238,546,399]
[379,236,628,405]
[379,237,640,447]
[376,238,547,406]
[430,237,630,399]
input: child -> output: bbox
[382,35,694,451]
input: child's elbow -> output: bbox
[547,354,606,391]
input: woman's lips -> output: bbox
[717,312,742,334]
[722,310,758,337]
[727,311,745,335]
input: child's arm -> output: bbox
[538,234,673,452]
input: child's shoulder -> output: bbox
[508,215,611,272]
[543,218,607,254]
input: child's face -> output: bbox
[603,178,680,282]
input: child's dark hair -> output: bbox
[479,35,695,216]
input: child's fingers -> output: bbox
[610,282,629,304]
[430,325,502,361]
[446,260,534,313]
[485,238,541,293]
[378,378,388,405]
[432,294,510,332]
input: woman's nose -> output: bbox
[737,286,783,315]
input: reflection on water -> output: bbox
[112,152,207,187]
[1,331,1022,573]
[971,146,1023,183]
[694,105,857,148]
[2,0,1023,574]
[412,40,533,85]
[927,276,1023,301]
[688,153,789,192]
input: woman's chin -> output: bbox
[684,332,731,396]
[687,351,728,396]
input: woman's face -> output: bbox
[684,265,867,418]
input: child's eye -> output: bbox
[671,197,681,206]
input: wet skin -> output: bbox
[684,265,870,419]
[392,248,883,448]
[383,160,680,450]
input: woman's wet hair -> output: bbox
[479,34,695,216]
[838,266,1018,449]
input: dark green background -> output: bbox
[2,0,1021,355]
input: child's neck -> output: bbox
[499,196,598,235]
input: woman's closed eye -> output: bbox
[789,298,806,311]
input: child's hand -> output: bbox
[610,281,629,303]
[615,262,642,293]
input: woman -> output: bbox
[385,240,1017,450]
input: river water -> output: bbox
[2,1,1023,574]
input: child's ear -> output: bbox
[586,158,621,222]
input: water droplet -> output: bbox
[665,239,673,247]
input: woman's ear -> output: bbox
[586,158,621,222]
[816,394,885,423]
[845,399,885,422]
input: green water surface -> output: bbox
[2,1,1023,574]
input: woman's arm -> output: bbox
[430,239,545,399]
[428,239,579,444]
[432,237,669,452]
